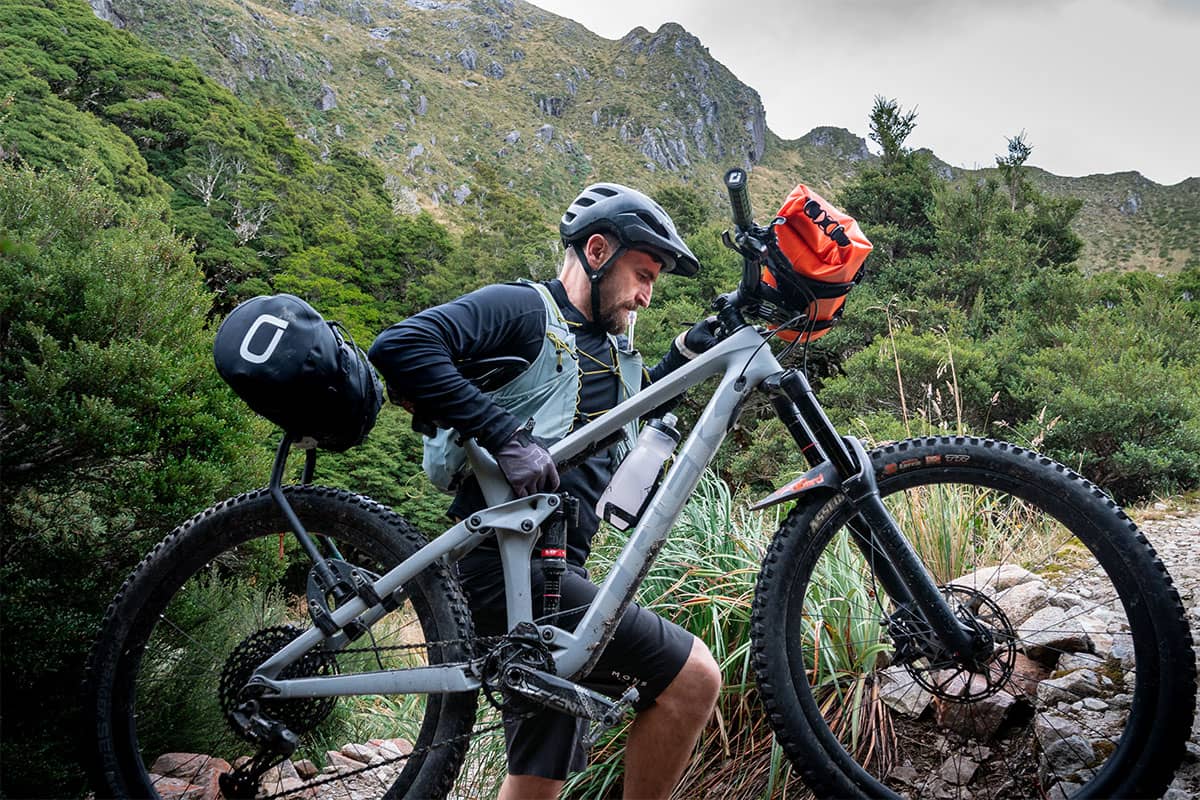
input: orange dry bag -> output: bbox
[761,184,872,342]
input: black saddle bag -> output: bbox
[213,294,383,451]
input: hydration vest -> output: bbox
[422,281,643,492]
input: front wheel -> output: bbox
[752,437,1195,799]
[84,485,479,799]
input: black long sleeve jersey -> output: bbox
[369,279,686,568]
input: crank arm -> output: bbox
[505,664,637,724]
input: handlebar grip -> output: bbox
[724,167,754,230]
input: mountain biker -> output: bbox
[369,182,723,800]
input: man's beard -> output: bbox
[596,275,632,335]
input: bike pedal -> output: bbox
[583,685,640,749]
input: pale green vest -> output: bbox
[423,281,643,492]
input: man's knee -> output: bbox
[662,638,722,714]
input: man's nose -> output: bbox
[636,284,652,309]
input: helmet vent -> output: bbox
[574,197,596,208]
[635,210,669,238]
[592,186,619,198]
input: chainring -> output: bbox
[218,624,339,740]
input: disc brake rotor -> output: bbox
[889,584,1017,703]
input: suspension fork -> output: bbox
[767,370,984,663]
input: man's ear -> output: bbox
[585,233,610,268]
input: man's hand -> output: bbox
[674,316,721,360]
[494,421,560,497]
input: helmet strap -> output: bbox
[572,240,626,328]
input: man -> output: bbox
[369,183,722,799]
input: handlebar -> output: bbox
[724,168,754,231]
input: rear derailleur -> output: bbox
[217,700,299,799]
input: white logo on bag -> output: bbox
[239,314,289,364]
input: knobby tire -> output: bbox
[752,436,1195,799]
[84,485,479,799]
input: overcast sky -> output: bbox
[530,0,1199,185]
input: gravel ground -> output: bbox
[1134,506,1200,800]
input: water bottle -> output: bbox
[596,413,680,531]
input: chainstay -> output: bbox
[254,713,527,800]
[249,633,520,800]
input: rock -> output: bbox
[416,95,428,116]
[408,143,424,159]
[341,742,379,763]
[89,0,126,28]
[377,738,413,758]
[934,673,1016,739]
[890,763,920,786]
[503,130,520,145]
[227,32,249,61]
[457,47,477,71]
[1038,669,1101,705]
[316,84,337,111]
[1005,652,1052,698]
[294,759,319,779]
[145,775,207,800]
[956,564,1039,591]
[938,754,979,785]
[878,666,933,718]
[1043,734,1096,777]
[1056,652,1105,673]
[1020,606,1092,661]
[536,124,555,143]
[260,760,300,784]
[348,0,372,24]
[369,27,395,41]
[1082,697,1108,710]
[453,184,471,205]
[485,61,505,79]
[147,755,230,800]
[325,750,364,771]
[992,580,1051,625]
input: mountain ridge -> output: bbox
[89,0,1197,273]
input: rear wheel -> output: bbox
[85,485,479,799]
[752,437,1195,799]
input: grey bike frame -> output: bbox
[249,324,783,700]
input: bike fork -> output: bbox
[770,370,985,665]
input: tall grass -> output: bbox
[566,474,814,799]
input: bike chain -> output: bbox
[250,633,536,800]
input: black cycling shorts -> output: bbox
[460,562,695,781]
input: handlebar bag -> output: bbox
[213,294,383,451]
[762,184,873,342]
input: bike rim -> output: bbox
[111,522,448,799]
[791,475,1150,799]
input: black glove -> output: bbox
[674,316,721,360]
[494,420,560,497]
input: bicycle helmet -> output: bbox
[560,183,699,325]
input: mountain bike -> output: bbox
[85,170,1196,799]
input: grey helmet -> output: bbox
[560,183,699,278]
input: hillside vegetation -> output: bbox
[1,1,1199,797]
[94,0,1199,274]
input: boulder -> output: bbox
[1020,606,1092,662]
[878,666,933,718]
[1037,669,1101,706]
[956,564,1039,591]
